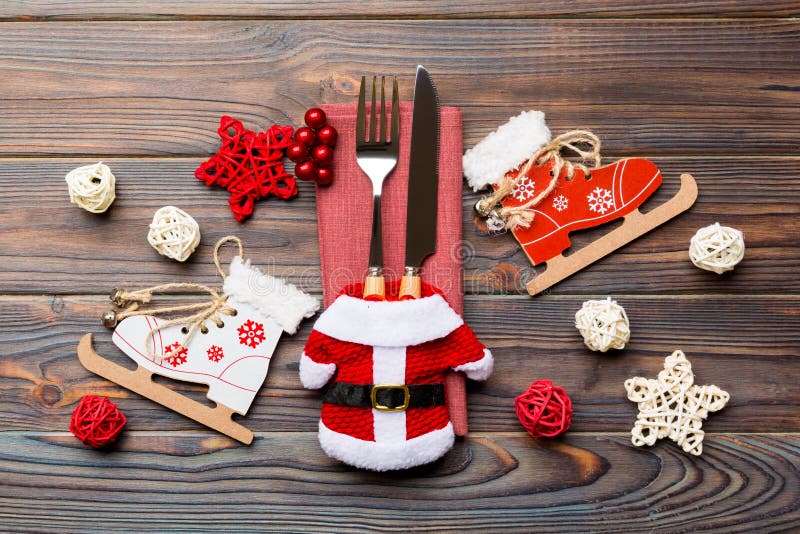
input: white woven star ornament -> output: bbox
[624,350,729,456]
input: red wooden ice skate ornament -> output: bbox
[479,131,697,295]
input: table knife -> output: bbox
[399,65,440,299]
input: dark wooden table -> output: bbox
[1,2,799,532]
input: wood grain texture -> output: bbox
[0,20,798,156]
[2,294,797,433]
[0,158,796,295]
[0,431,797,532]
[1,1,799,19]
[1,5,799,531]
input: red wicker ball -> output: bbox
[514,379,572,438]
[70,395,127,448]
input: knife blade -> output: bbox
[399,65,440,299]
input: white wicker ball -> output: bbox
[689,222,745,274]
[147,206,201,262]
[575,298,630,352]
[65,162,116,213]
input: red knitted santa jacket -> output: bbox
[300,282,493,471]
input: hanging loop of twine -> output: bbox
[214,235,243,279]
[108,236,244,357]
[476,130,602,231]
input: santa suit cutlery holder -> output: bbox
[300,281,493,471]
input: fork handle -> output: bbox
[364,195,385,301]
[367,194,383,270]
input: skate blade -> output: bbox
[527,173,698,296]
[77,333,254,445]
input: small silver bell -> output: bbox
[474,200,493,218]
[101,310,118,328]
[109,287,127,307]
[486,211,507,233]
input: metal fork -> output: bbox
[356,75,399,299]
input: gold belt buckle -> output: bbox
[371,385,410,412]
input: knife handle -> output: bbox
[398,267,422,300]
[363,268,386,301]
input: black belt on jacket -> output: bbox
[322,382,445,412]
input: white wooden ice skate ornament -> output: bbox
[77,236,319,444]
[625,350,729,456]
[464,111,698,295]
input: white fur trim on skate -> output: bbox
[462,110,551,191]
[318,421,455,471]
[453,348,494,381]
[299,352,336,389]
[224,256,320,335]
[313,293,463,347]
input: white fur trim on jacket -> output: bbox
[223,256,320,335]
[312,293,463,347]
[454,348,494,381]
[299,353,336,389]
[319,421,455,471]
[462,110,551,191]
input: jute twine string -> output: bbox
[110,236,243,357]
[476,130,602,231]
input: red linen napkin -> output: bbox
[316,102,469,435]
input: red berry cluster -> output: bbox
[287,108,338,186]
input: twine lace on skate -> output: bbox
[107,236,244,357]
[476,130,601,231]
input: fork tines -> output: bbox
[357,75,399,148]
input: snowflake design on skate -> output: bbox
[552,194,569,212]
[238,319,265,348]
[511,175,536,202]
[207,345,225,363]
[587,187,615,214]
[163,342,188,367]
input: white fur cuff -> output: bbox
[313,293,463,347]
[223,256,320,335]
[462,110,551,191]
[299,353,336,389]
[453,348,494,381]
[319,421,455,471]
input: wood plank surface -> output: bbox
[0,20,798,156]
[1,3,798,532]
[0,158,796,295]
[2,294,797,433]
[1,1,798,20]
[0,432,797,532]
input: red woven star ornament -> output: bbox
[196,116,297,222]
